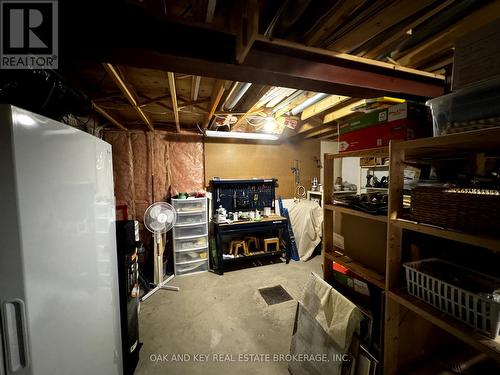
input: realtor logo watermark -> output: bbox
[0,0,58,69]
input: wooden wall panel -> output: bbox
[204,140,321,198]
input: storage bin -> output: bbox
[176,260,208,275]
[172,198,206,213]
[410,186,500,235]
[175,237,208,251]
[175,212,206,226]
[404,258,500,338]
[426,78,500,136]
[174,225,207,239]
[175,249,208,264]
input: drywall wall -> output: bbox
[204,139,321,198]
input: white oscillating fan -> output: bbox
[141,202,179,301]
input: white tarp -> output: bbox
[288,200,323,261]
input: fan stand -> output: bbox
[141,231,179,302]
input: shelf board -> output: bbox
[360,164,389,169]
[325,204,387,222]
[397,127,500,159]
[392,218,500,252]
[223,250,281,263]
[325,146,389,159]
[325,251,385,289]
[388,290,500,363]
[308,191,323,195]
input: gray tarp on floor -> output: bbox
[289,273,364,375]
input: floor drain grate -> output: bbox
[258,285,293,305]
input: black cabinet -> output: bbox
[115,220,141,375]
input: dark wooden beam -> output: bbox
[61,1,444,100]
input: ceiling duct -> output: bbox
[222,82,252,111]
[290,93,328,116]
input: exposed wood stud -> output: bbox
[167,72,181,132]
[92,102,128,131]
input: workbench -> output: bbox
[210,215,289,275]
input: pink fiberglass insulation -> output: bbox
[103,130,204,223]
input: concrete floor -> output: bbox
[136,256,322,375]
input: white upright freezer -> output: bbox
[0,105,123,375]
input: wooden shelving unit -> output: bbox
[388,291,500,363]
[325,251,385,289]
[393,218,500,252]
[323,147,390,287]
[383,127,500,375]
[323,146,390,368]
[324,204,387,223]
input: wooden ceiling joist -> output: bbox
[290,116,324,138]
[327,0,438,53]
[361,0,457,59]
[305,0,365,47]
[167,72,181,132]
[234,0,259,64]
[191,76,201,101]
[395,1,500,68]
[304,127,337,139]
[102,63,154,131]
[204,79,225,129]
[323,99,365,124]
[301,95,349,121]
[64,0,444,101]
[92,102,128,131]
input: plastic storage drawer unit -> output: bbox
[172,197,209,276]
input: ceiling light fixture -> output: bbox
[205,130,279,141]
[263,116,276,133]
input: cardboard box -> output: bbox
[339,118,431,153]
[338,102,429,135]
[453,20,500,90]
[338,108,388,135]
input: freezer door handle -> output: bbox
[1,299,29,373]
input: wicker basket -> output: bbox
[404,258,500,338]
[410,186,500,234]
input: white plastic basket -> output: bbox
[403,258,500,338]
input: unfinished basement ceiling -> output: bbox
[62,61,404,140]
[58,0,500,139]
[135,0,498,74]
